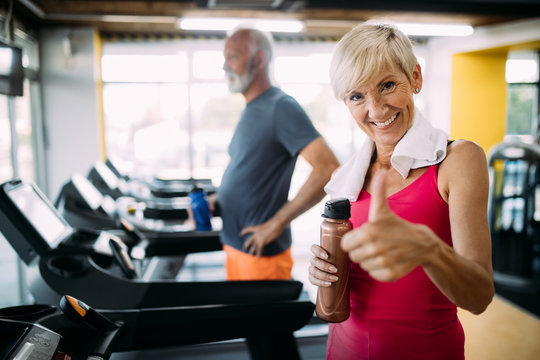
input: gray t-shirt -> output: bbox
[218,87,321,256]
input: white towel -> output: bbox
[324,107,448,201]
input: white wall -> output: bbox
[40,27,101,198]
[423,17,540,134]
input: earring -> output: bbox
[415,88,420,93]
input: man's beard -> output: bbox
[225,59,255,93]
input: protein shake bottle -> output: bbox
[315,198,353,323]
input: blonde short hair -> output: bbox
[330,23,418,101]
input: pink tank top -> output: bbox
[327,165,465,360]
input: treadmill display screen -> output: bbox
[7,184,74,248]
[72,173,103,211]
[94,161,119,190]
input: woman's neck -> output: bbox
[372,144,394,168]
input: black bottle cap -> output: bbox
[322,198,351,219]
[190,186,204,193]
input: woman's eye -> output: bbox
[349,93,362,102]
[382,81,396,91]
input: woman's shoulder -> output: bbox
[444,139,487,165]
[438,140,489,200]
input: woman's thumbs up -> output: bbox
[342,169,435,282]
[368,170,391,222]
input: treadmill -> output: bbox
[54,172,222,280]
[103,157,218,200]
[83,160,203,226]
[88,159,218,202]
[79,160,223,252]
[55,172,122,231]
[0,294,314,360]
[0,179,308,309]
[0,179,316,359]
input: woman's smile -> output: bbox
[371,112,399,128]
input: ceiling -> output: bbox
[9,0,540,37]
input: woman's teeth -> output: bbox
[373,113,398,127]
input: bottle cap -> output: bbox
[189,186,204,194]
[322,198,351,219]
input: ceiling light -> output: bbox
[393,23,474,37]
[177,17,304,33]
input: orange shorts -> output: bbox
[223,244,293,281]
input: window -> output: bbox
[0,28,41,307]
[505,51,539,140]
[101,37,361,186]
[14,80,35,181]
[0,94,17,307]
[0,95,12,181]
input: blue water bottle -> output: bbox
[188,187,212,231]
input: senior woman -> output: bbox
[309,23,494,359]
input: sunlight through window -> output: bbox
[102,54,189,82]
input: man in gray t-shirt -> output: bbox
[214,27,339,281]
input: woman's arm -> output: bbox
[310,140,494,314]
[422,140,494,314]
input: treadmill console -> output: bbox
[0,180,75,264]
[0,319,62,360]
[66,173,116,218]
[150,177,217,198]
[0,179,122,265]
[54,173,119,231]
[87,161,125,199]
[105,157,128,181]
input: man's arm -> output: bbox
[242,136,340,256]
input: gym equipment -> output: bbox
[0,294,314,360]
[0,178,316,359]
[488,140,540,316]
[87,159,217,201]
[0,179,307,310]
[56,171,207,232]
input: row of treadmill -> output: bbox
[0,159,316,360]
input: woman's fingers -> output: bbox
[308,250,339,287]
[308,264,338,287]
[310,253,338,273]
[311,244,329,259]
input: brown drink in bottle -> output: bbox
[315,198,353,323]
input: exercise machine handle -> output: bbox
[109,236,138,279]
[60,295,123,360]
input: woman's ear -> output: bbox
[413,63,423,92]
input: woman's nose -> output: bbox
[366,95,386,119]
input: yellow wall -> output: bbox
[450,51,507,154]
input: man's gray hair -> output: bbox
[229,27,274,66]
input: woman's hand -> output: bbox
[308,244,340,287]
[342,171,439,282]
